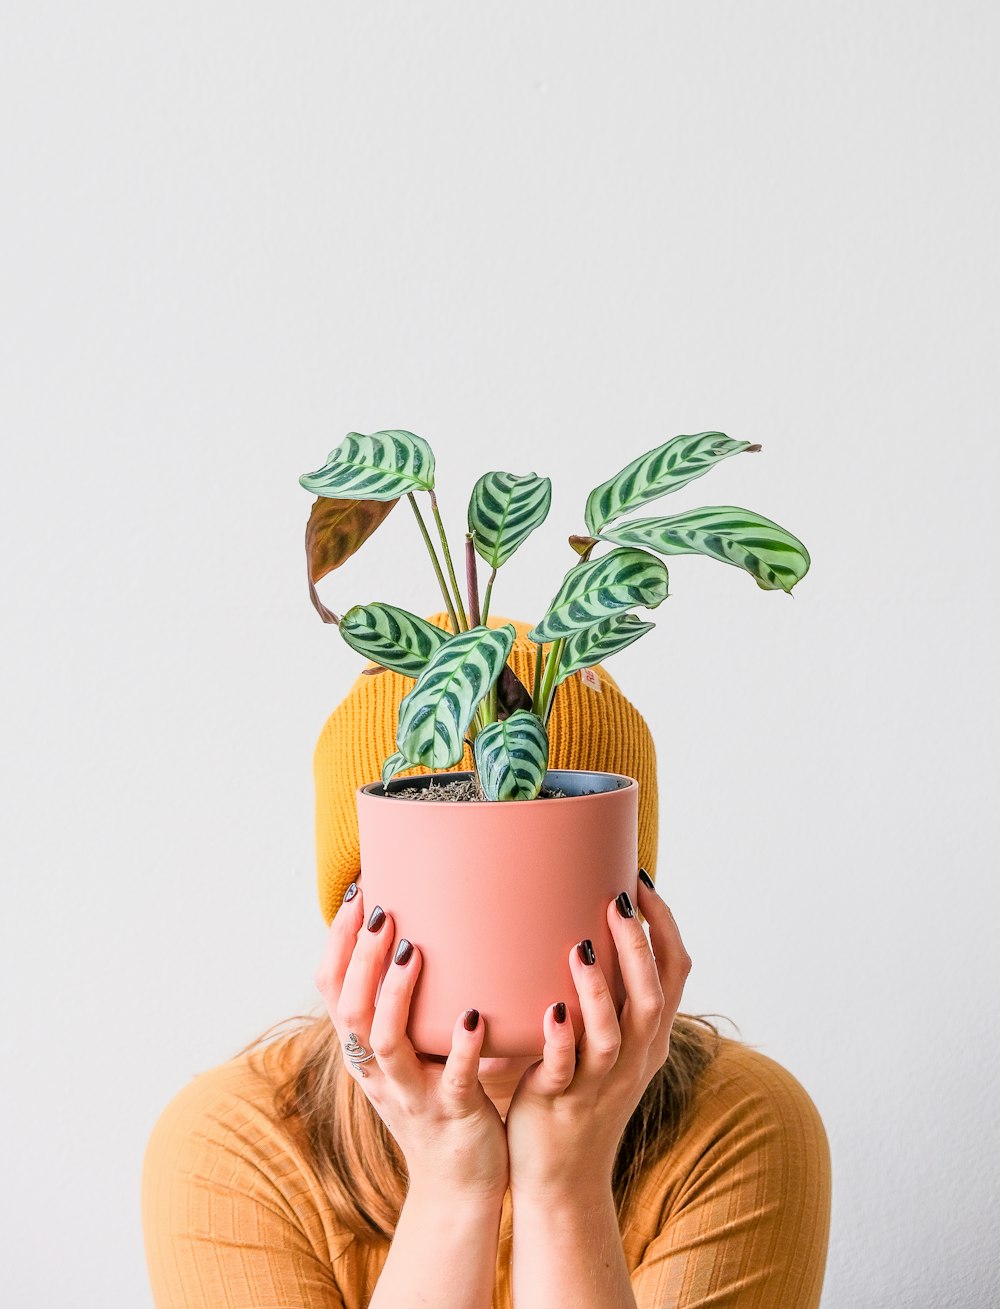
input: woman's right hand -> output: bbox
[315,879,509,1201]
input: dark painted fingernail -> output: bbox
[464,1008,480,1031]
[638,868,655,891]
[343,882,358,903]
[394,938,413,965]
[367,905,386,932]
[553,1001,567,1023]
[577,938,596,965]
[615,890,635,919]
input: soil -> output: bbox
[386,777,569,802]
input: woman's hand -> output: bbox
[504,871,692,1199]
[315,879,509,1201]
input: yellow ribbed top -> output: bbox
[142,1034,831,1307]
[312,612,660,924]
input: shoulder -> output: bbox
[142,1031,349,1255]
[143,1040,282,1178]
[628,1039,831,1306]
[669,1035,831,1204]
[142,1034,359,1304]
[682,1035,830,1157]
[693,1036,828,1132]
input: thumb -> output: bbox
[523,1002,576,1097]
[440,1007,487,1106]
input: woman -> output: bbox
[142,614,831,1308]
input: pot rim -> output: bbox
[358,767,637,803]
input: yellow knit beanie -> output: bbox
[313,612,658,925]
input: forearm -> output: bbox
[370,1182,504,1309]
[510,1183,637,1309]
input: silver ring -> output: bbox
[344,1030,377,1078]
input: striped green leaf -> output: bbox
[467,471,552,568]
[554,613,656,686]
[528,548,669,642]
[299,430,435,500]
[381,751,412,786]
[340,603,449,676]
[585,432,759,534]
[397,624,516,769]
[474,710,549,801]
[597,506,811,593]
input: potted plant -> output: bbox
[300,429,810,1055]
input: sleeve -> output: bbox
[630,1048,832,1309]
[141,1071,349,1309]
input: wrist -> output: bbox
[406,1175,508,1211]
[510,1172,614,1212]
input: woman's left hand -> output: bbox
[504,872,692,1199]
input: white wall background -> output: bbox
[3,3,998,1306]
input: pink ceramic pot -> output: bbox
[356,768,639,1057]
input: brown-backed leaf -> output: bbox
[568,534,599,559]
[306,495,399,582]
[304,495,398,623]
[495,663,533,721]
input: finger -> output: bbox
[314,881,365,1016]
[335,900,397,1057]
[522,1001,577,1097]
[367,937,425,1085]
[635,875,693,1017]
[439,1006,488,1107]
[606,889,665,1059]
[569,938,622,1080]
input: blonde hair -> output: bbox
[234,1009,721,1243]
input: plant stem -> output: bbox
[480,568,497,625]
[530,640,544,708]
[429,490,469,630]
[466,546,500,729]
[465,723,484,791]
[475,678,498,732]
[407,493,461,634]
[470,751,487,799]
[466,712,488,796]
[532,539,598,720]
[465,534,481,626]
[537,637,566,724]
